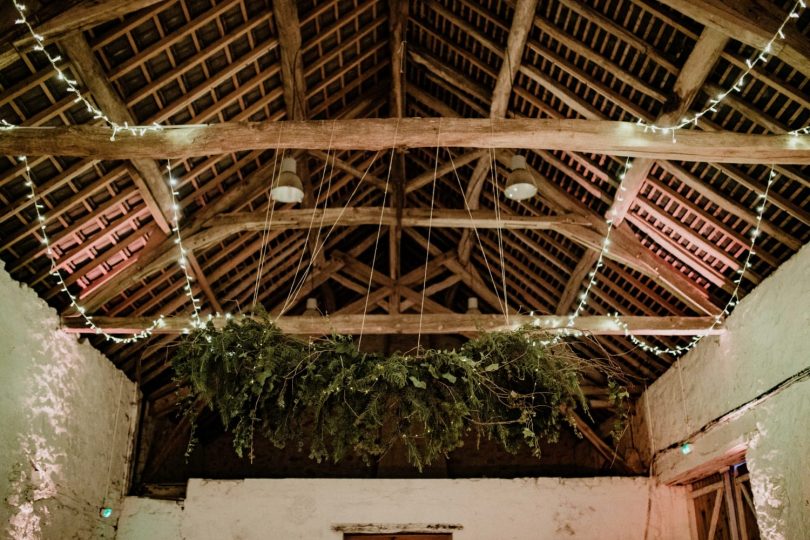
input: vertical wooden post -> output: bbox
[721,467,741,540]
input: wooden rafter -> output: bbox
[605,28,729,226]
[555,27,730,317]
[59,30,222,312]
[0,0,166,70]
[387,0,409,314]
[272,0,323,266]
[454,0,538,265]
[493,151,718,315]
[3,119,808,161]
[202,208,592,233]
[663,0,810,79]
[61,313,725,336]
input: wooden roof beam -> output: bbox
[494,151,718,315]
[664,0,810,79]
[388,0,409,313]
[0,0,166,70]
[556,251,599,315]
[606,27,729,226]
[556,28,728,316]
[4,119,808,162]
[271,0,322,267]
[59,31,222,312]
[198,208,591,240]
[59,32,174,234]
[60,313,725,336]
[272,0,307,121]
[459,0,538,265]
[75,98,375,314]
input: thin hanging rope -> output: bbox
[277,150,383,320]
[416,121,442,351]
[307,121,339,267]
[447,151,506,317]
[251,126,286,311]
[278,122,337,314]
[357,119,401,349]
[487,120,510,323]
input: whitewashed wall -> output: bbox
[0,264,139,539]
[117,477,691,540]
[638,243,810,539]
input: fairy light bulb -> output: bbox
[17,155,201,341]
[3,0,806,347]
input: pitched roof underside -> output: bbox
[0,0,808,410]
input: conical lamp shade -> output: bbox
[505,154,537,201]
[270,157,304,203]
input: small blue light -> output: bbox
[100,507,113,519]
[680,443,692,455]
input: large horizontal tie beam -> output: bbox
[201,208,591,232]
[3,119,809,163]
[60,314,724,336]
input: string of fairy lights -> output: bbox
[635,0,808,137]
[526,0,808,355]
[607,167,778,356]
[19,155,164,343]
[0,0,808,351]
[11,1,164,139]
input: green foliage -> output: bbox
[172,313,625,469]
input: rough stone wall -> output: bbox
[0,263,139,539]
[117,477,691,539]
[637,243,810,539]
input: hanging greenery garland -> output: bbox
[173,312,628,469]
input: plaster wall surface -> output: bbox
[0,263,138,539]
[638,243,810,539]
[117,497,183,540]
[117,477,692,540]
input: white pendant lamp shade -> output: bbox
[505,154,537,201]
[303,297,319,317]
[466,297,481,314]
[270,157,304,204]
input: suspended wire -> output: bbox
[487,121,510,324]
[278,122,337,315]
[277,150,383,321]
[447,152,506,317]
[251,127,286,311]
[358,120,401,348]
[416,127,442,351]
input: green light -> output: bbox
[680,443,692,455]
[100,507,113,519]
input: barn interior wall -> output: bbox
[635,242,810,538]
[116,477,692,540]
[0,263,139,539]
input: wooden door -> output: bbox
[687,464,760,540]
[344,535,452,540]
